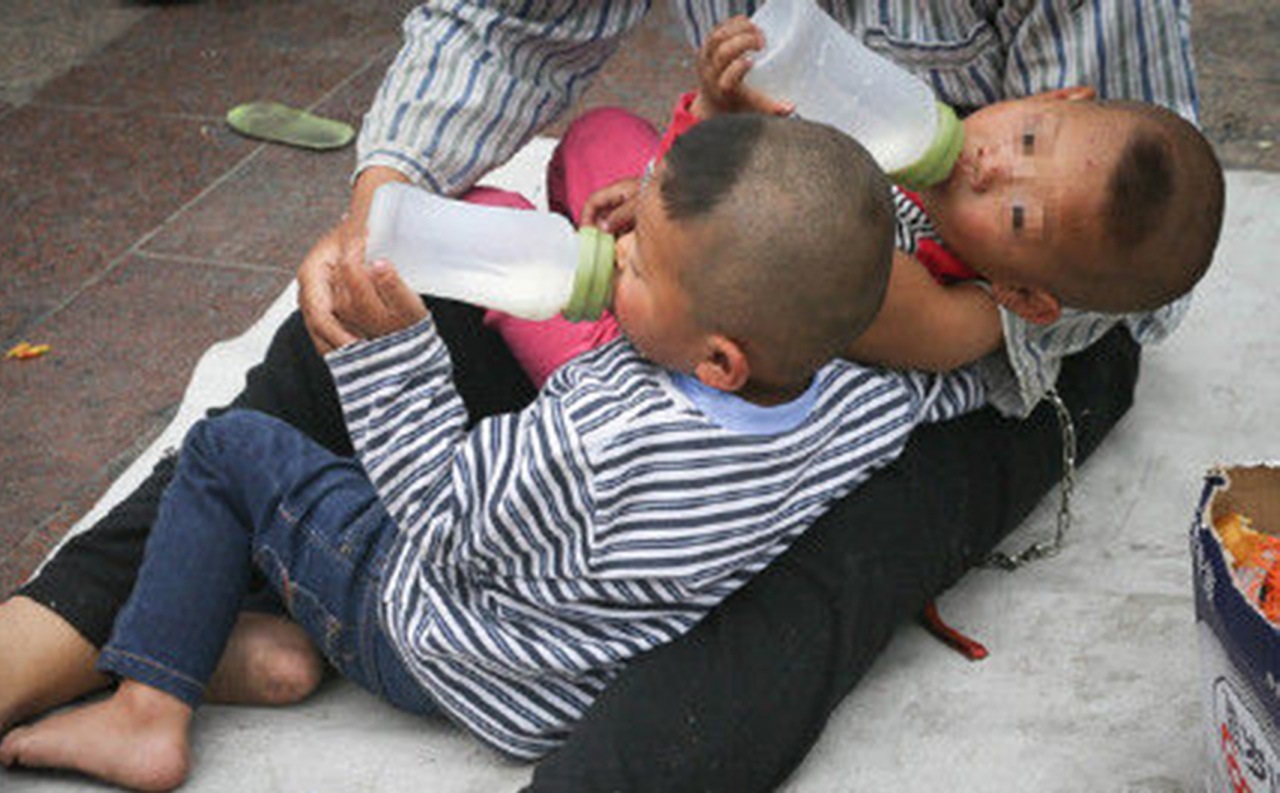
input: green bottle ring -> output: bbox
[564,226,616,322]
[889,102,965,191]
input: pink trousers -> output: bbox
[472,108,659,388]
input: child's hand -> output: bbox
[582,176,641,235]
[329,254,428,345]
[692,16,794,119]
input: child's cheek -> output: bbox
[611,282,632,329]
[958,200,998,245]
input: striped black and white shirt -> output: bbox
[359,1,1200,418]
[328,320,983,758]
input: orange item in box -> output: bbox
[1215,511,1280,623]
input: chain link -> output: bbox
[984,389,1078,571]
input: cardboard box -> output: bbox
[1194,465,1280,793]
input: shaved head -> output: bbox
[661,114,894,384]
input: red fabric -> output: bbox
[921,600,989,661]
[482,107,660,387]
[897,189,981,284]
[545,106,662,227]
[655,92,702,162]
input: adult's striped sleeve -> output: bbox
[994,0,1199,122]
[356,1,653,196]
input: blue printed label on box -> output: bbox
[1195,466,1280,793]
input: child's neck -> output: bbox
[735,377,811,406]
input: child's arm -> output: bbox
[321,257,470,519]
[690,16,793,121]
[847,251,1004,372]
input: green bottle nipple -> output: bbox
[563,226,616,322]
[889,102,965,191]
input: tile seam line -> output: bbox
[22,102,224,123]
[135,250,291,275]
[1,51,396,573]
[6,49,390,347]
[305,47,390,113]
[137,47,389,257]
[0,419,178,582]
[26,46,388,122]
[2,143,270,349]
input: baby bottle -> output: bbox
[365,183,615,322]
[744,0,964,189]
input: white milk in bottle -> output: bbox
[744,0,964,189]
[365,183,615,321]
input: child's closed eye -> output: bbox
[1007,194,1050,239]
[1013,113,1061,160]
[1020,130,1036,156]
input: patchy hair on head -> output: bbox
[1075,101,1225,313]
[1105,128,1174,251]
[661,115,894,386]
[659,113,763,221]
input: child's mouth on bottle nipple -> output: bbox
[927,152,966,195]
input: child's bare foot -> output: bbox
[206,611,325,705]
[0,680,192,792]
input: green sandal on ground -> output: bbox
[226,102,355,151]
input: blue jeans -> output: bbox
[98,410,436,717]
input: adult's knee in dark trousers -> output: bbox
[223,311,352,456]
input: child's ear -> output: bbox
[990,284,1061,326]
[1041,86,1096,102]
[694,335,750,393]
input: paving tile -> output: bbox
[0,485,103,597]
[312,49,397,123]
[141,1,689,269]
[1193,0,1280,82]
[137,1,690,274]
[0,105,255,342]
[139,144,355,269]
[139,54,394,268]
[1198,74,1280,171]
[0,255,290,594]
[0,0,150,105]
[33,1,400,117]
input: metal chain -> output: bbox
[984,388,1078,571]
